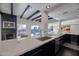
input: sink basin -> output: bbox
[36,36,51,41]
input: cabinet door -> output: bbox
[59,36,64,45]
[55,36,65,55]
[71,35,78,45]
[77,36,79,45]
[64,34,71,43]
[41,40,55,56]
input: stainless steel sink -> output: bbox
[36,36,51,41]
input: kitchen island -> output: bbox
[1,34,65,56]
[1,33,79,56]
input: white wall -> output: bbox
[62,19,79,25]
[70,24,79,34]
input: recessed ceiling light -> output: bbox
[46,5,50,9]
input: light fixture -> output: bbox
[46,5,50,9]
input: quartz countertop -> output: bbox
[1,34,65,56]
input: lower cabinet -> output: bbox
[63,34,79,45]
[77,36,79,45]
[20,37,64,56]
[20,35,67,56]
[20,40,55,56]
[42,40,55,56]
[55,37,62,54]
[20,45,44,56]
[20,34,79,56]
[63,34,71,43]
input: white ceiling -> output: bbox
[0,3,11,14]
[0,3,79,22]
[48,3,79,20]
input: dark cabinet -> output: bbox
[62,34,79,46]
[20,34,79,56]
[63,34,71,43]
[20,37,64,56]
[54,37,60,54]
[70,34,78,45]
[77,36,79,45]
[20,45,44,56]
[20,40,55,56]
[69,34,79,46]
[42,40,55,56]
[54,36,64,55]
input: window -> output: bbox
[48,23,53,32]
[17,24,27,39]
[48,26,53,32]
[31,25,40,38]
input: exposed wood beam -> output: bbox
[31,15,41,21]
[27,10,40,19]
[20,5,30,18]
[11,3,13,15]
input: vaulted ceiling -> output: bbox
[0,3,79,22]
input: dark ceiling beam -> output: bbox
[31,15,41,21]
[11,3,13,15]
[48,16,50,17]
[39,20,41,22]
[35,18,41,22]
[27,10,40,19]
[32,15,51,21]
[35,17,53,22]
[35,18,41,21]
[48,17,53,20]
[20,5,30,18]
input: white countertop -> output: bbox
[1,34,65,56]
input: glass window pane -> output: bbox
[17,24,27,39]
